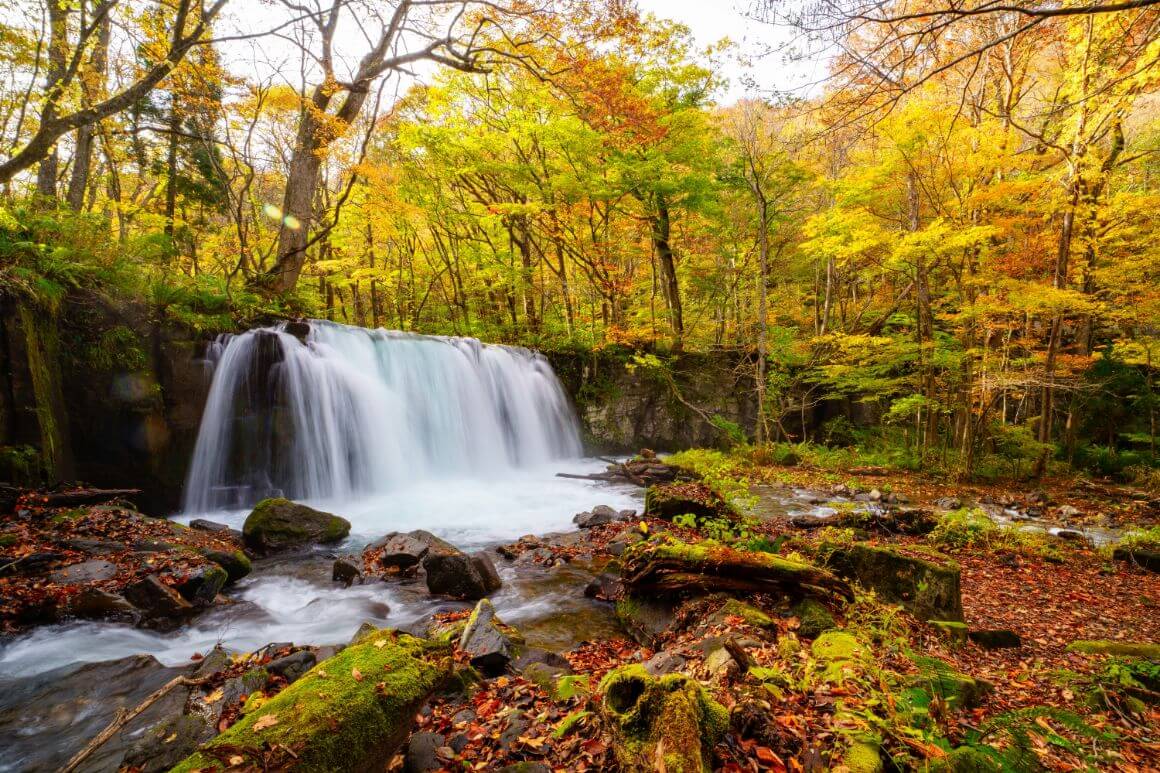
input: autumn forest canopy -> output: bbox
[1,0,1159,480]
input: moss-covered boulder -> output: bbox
[616,595,681,648]
[242,498,351,554]
[1066,640,1160,658]
[599,665,728,773]
[644,482,731,521]
[923,746,1002,772]
[907,656,993,711]
[172,631,452,772]
[823,543,962,621]
[201,548,252,583]
[793,598,837,639]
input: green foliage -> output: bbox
[928,509,997,549]
[960,706,1119,770]
[1118,526,1160,551]
[662,448,754,509]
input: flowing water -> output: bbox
[0,322,641,768]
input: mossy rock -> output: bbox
[1066,640,1160,659]
[644,482,732,521]
[844,740,884,773]
[811,631,863,662]
[710,598,776,630]
[823,542,962,621]
[201,549,252,584]
[923,746,1002,772]
[171,631,452,772]
[793,598,836,639]
[599,665,728,773]
[616,594,680,648]
[242,498,351,554]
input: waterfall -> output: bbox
[182,321,583,513]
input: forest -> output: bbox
[0,0,1158,772]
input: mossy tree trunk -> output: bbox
[18,303,73,482]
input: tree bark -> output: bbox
[67,9,110,211]
[36,0,70,200]
[650,192,684,348]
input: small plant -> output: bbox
[928,508,997,549]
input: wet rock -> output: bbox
[175,564,228,607]
[615,595,680,648]
[423,540,501,600]
[123,713,214,773]
[969,629,1022,650]
[0,551,64,577]
[458,599,518,676]
[1054,528,1086,542]
[573,509,614,528]
[404,731,446,773]
[583,570,622,600]
[498,709,529,751]
[202,549,251,583]
[470,551,502,593]
[332,556,363,586]
[1057,504,1082,519]
[934,497,963,510]
[644,650,686,676]
[61,538,125,555]
[619,509,638,520]
[372,532,432,570]
[67,587,137,620]
[124,575,194,621]
[267,650,317,683]
[242,497,351,554]
[284,319,311,340]
[513,648,571,672]
[49,559,119,584]
[189,519,233,535]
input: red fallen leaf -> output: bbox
[756,746,783,764]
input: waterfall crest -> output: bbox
[182,321,582,512]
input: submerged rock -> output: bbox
[242,498,351,554]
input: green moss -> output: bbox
[1066,640,1160,659]
[794,598,837,638]
[717,598,775,629]
[19,304,72,482]
[907,656,993,711]
[823,542,963,621]
[552,709,593,739]
[599,665,726,773]
[243,498,351,552]
[812,631,863,662]
[171,631,452,772]
[202,549,252,584]
[0,533,17,547]
[923,746,1002,772]
[844,740,884,773]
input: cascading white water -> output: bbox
[183,321,583,513]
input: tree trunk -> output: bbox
[650,193,683,348]
[36,0,69,201]
[755,199,769,444]
[67,10,110,211]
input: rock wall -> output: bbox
[545,348,760,453]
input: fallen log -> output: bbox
[20,487,142,509]
[622,539,853,602]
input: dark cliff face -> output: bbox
[543,348,759,454]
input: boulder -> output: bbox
[242,498,351,554]
[458,599,518,676]
[175,564,228,607]
[124,575,194,621]
[906,657,992,710]
[823,542,963,621]
[934,497,963,510]
[172,632,453,772]
[573,509,614,528]
[644,650,686,676]
[599,665,728,773]
[201,549,252,583]
[67,587,137,620]
[332,556,362,586]
[423,541,501,600]
[371,532,432,570]
[189,519,233,535]
[793,598,837,639]
[644,482,730,521]
[615,595,680,648]
[1113,546,1160,573]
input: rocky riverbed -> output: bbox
[1,455,1158,772]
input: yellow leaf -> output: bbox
[373,639,387,648]
[252,713,279,731]
[203,687,224,704]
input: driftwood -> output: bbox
[622,541,853,602]
[22,487,142,509]
[556,457,685,488]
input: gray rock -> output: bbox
[458,599,517,676]
[1057,505,1082,518]
[175,564,228,607]
[201,549,251,584]
[122,714,214,773]
[644,650,686,676]
[189,519,232,534]
[124,575,193,620]
[934,497,963,510]
[423,541,497,600]
[67,587,137,620]
[584,571,621,600]
[573,509,614,528]
[332,556,362,586]
[513,648,571,672]
[619,509,638,520]
[470,551,503,594]
[50,559,118,584]
[373,532,432,570]
[404,731,446,773]
[267,650,317,683]
[1054,529,1086,542]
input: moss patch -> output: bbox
[172,631,451,771]
[1066,640,1160,659]
[794,598,837,638]
[823,542,962,621]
